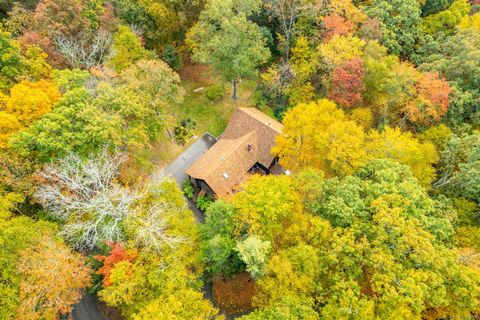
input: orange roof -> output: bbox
[185,108,282,197]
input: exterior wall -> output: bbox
[189,177,216,198]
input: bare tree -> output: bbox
[35,148,139,251]
[53,31,112,69]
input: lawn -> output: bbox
[150,66,258,170]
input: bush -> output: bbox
[206,84,225,101]
[174,118,196,145]
[182,180,195,200]
[161,44,183,70]
[196,195,214,211]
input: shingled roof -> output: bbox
[185,108,282,197]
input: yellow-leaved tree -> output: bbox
[365,127,439,186]
[5,79,61,127]
[272,99,367,176]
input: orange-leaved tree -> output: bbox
[95,241,137,287]
[17,236,91,320]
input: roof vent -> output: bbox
[247,143,253,152]
[223,173,230,179]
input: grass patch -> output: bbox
[165,79,257,137]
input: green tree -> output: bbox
[365,0,422,57]
[200,201,243,276]
[0,28,24,90]
[236,235,271,279]
[11,88,122,162]
[109,25,151,72]
[187,0,270,99]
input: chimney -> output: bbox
[247,143,253,152]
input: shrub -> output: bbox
[174,118,196,145]
[206,84,225,101]
[196,195,214,211]
[182,180,195,200]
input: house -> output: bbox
[185,107,283,198]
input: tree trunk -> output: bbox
[232,79,238,100]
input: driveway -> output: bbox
[72,294,107,320]
[154,132,217,184]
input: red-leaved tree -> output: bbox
[95,242,137,287]
[327,57,366,108]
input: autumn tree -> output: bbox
[327,57,366,108]
[11,88,123,161]
[0,212,55,319]
[187,0,270,99]
[18,236,92,320]
[422,0,470,34]
[365,127,439,186]
[98,181,217,319]
[108,25,151,72]
[420,29,480,125]
[95,242,137,287]
[322,15,353,43]
[310,160,478,318]
[119,59,184,117]
[403,72,452,126]
[5,79,61,126]
[273,99,367,176]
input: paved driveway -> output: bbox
[154,133,217,184]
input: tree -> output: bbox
[98,182,214,319]
[308,160,479,318]
[108,25,150,72]
[272,99,367,176]
[232,175,301,240]
[435,130,480,203]
[0,28,24,90]
[327,57,366,108]
[5,79,61,127]
[459,12,480,31]
[132,288,220,320]
[365,127,439,186]
[318,35,365,69]
[403,72,451,126]
[17,236,92,320]
[33,0,91,38]
[11,88,123,162]
[95,242,138,287]
[119,59,184,116]
[0,214,55,319]
[0,112,21,149]
[365,0,422,57]
[35,149,139,250]
[236,235,271,279]
[322,15,353,43]
[187,0,270,99]
[422,0,470,34]
[263,0,318,61]
[285,36,317,106]
[420,29,480,125]
[200,200,243,276]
